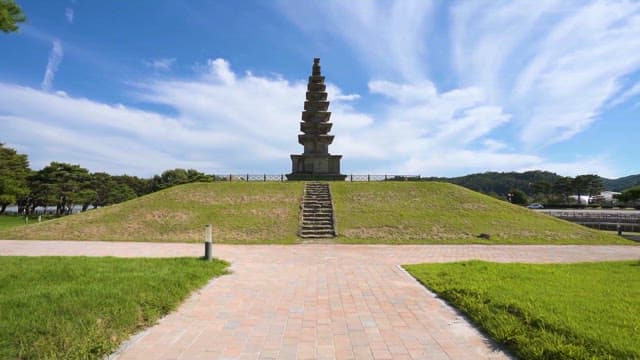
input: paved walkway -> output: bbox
[2,241,640,360]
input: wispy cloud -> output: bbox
[276,0,433,82]
[608,81,640,108]
[41,40,64,91]
[65,7,74,23]
[277,0,640,176]
[1,58,594,177]
[450,1,640,148]
[143,58,176,72]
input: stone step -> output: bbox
[299,182,336,240]
[300,231,335,236]
[302,202,332,207]
[300,235,334,239]
[303,224,333,228]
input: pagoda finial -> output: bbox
[312,57,321,76]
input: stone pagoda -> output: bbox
[287,58,346,181]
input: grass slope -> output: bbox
[0,182,303,243]
[0,215,26,230]
[0,256,228,359]
[0,181,631,244]
[332,182,627,244]
[404,261,640,360]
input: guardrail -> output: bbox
[540,210,640,232]
[211,174,422,182]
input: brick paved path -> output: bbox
[2,241,639,360]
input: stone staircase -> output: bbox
[299,182,336,239]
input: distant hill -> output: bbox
[601,174,640,192]
[423,170,562,196]
[424,171,640,195]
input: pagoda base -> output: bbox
[287,154,346,181]
[286,173,347,181]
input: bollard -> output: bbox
[617,223,622,236]
[38,215,42,223]
[204,224,213,261]
[24,216,28,224]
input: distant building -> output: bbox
[570,191,621,205]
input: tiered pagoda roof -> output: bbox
[298,58,334,153]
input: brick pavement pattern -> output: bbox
[2,241,640,360]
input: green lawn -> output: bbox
[0,256,228,359]
[0,181,632,244]
[404,261,640,359]
[332,182,627,244]
[0,182,304,243]
[0,215,26,230]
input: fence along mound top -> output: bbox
[211,174,422,182]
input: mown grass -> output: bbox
[0,256,228,359]
[0,181,632,244]
[0,215,27,230]
[332,182,628,244]
[404,260,640,360]
[0,182,304,243]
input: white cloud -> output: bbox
[65,7,74,23]
[0,55,624,177]
[276,1,433,82]
[451,1,640,148]
[41,40,63,91]
[519,158,616,178]
[279,1,639,174]
[143,58,176,71]
[608,81,640,108]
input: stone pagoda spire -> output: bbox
[287,58,346,181]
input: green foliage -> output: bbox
[0,256,228,359]
[151,168,212,191]
[112,174,153,196]
[602,174,640,192]
[425,170,632,204]
[90,172,137,209]
[404,261,640,360]
[28,162,93,215]
[552,176,573,204]
[616,185,640,204]
[425,170,562,197]
[530,180,552,203]
[507,188,528,205]
[0,143,30,213]
[0,0,25,33]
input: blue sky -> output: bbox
[1,1,639,178]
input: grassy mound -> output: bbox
[0,182,303,243]
[332,182,627,244]
[0,256,228,359]
[0,181,630,244]
[404,261,640,359]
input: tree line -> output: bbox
[426,170,640,206]
[0,144,213,215]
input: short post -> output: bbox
[38,215,42,223]
[24,216,29,224]
[367,174,370,182]
[204,224,213,261]
[264,174,266,182]
[617,223,622,236]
